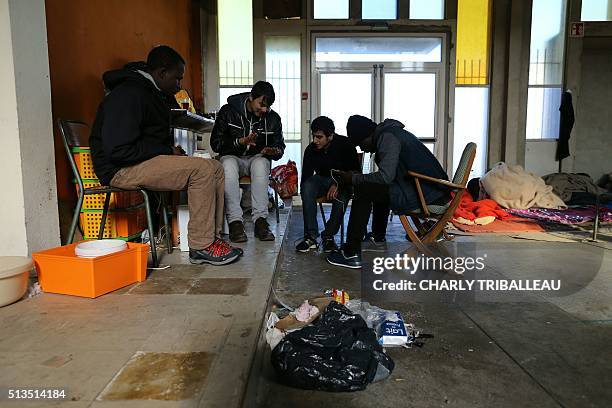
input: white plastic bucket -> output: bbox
[0,257,32,307]
[75,240,128,258]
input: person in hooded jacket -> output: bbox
[326,115,450,269]
[210,81,285,242]
[90,45,242,266]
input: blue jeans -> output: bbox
[301,175,350,239]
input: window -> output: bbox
[581,0,612,21]
[453,88,489,178]
[362,0,397,19]
[218,0,253,87]
[266,36,302,170]
[384,73,436,140]
[526,0,567,139]
[313,0,349,19]
[453,0,491,177]
[315,37,442,63]
[219,87,250,107]
[410,0,444,20]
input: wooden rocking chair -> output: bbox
[399,143,476,247]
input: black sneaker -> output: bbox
[321,237,338,253]
[326,250,362,269]
[228,220,247,243]
[189,238,241,265]
[296,237,318,253]
[254,217,275,241]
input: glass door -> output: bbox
[312,34,448,170]
[319,72,373,137]
[382,70,441,155]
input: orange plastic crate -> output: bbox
[80,208,147,239]
[76,180,143,210]
[72,147,97,179]
[32,242,149,298]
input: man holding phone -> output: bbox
[211,81,285,242]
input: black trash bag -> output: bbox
[271,301,395,392]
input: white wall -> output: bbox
[0,0,59,256]
[525,140,559,176]
[571,38,612,181]
[0,0,28,256]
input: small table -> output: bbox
[170,109,215,156]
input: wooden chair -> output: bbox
[58,119,171,267]
[399,143,477,247]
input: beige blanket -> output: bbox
[481,163,566,209]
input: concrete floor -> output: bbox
[0,210,290,408]
[1,206,611,407]
[258,208,612,408]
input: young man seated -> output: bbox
[296,116,361,253]
[90,45,242,266]
[327,115,450,269]
[210,81,285,242]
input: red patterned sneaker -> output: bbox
[214,237,243,256]
[189,239,241,265]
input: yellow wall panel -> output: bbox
[456,0,491,85]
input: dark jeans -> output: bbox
[301,175,350,239]
[346,183,391,255]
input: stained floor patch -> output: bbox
[128,277,194,294]
[98,351,214,401]
[150,264,205,279]
[187,278,250,295]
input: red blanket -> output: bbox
[453,193,511,225]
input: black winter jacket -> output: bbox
[210,93,285,161]
[89,62,178,185]
[301,135,361,185]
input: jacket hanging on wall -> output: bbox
[556,91,575,161]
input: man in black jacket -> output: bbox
[90,45,242,266]
[296,116,361,253]
[211,81,285,242]
[327,115,450,269]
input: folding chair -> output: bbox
[58,119,171,267]
[316,153,364,245]
[317,196,346,245]
[399,143,476,247]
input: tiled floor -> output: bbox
[2,206,611,408]
[0,211,289,408]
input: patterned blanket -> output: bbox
[507,206,612,225]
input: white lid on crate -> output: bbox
[75,240,127,258]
